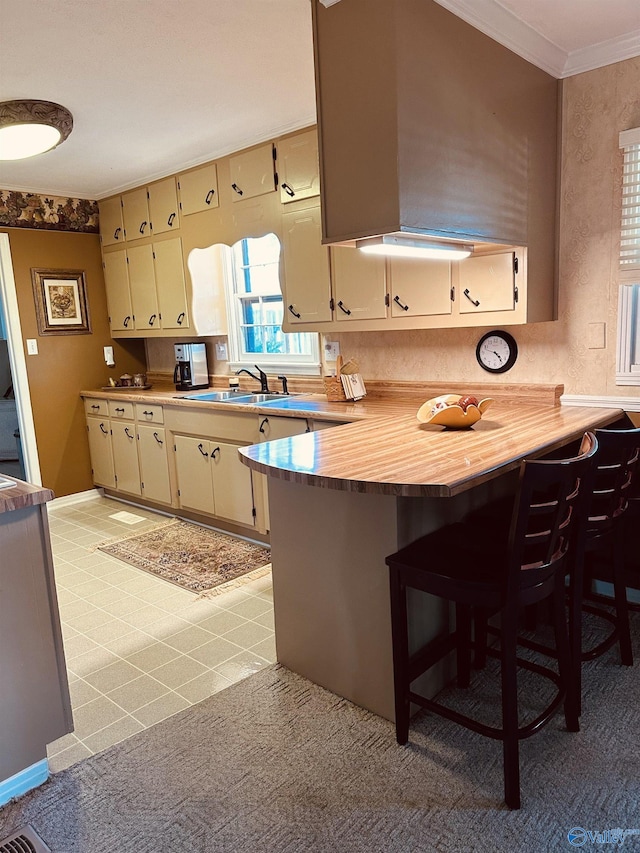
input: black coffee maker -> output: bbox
[173,343,208,391]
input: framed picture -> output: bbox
[31,268,92,335]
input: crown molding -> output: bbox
[434,0,640,79]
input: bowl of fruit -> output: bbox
[416,394,494,429]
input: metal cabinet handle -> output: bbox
[153,432,163,445]
[394,295,409,312]
[463,288,480,307]
[123,315,131,327]
[197,443,208,457]
[91,404,100,410]
[115,407,125,413]
[114,227,121,240]
[142,410,154,417]
[177,312,185,325]
[167,212,176,227]
[337,300,352,316]
[288,304,301,318]
[211,446,220,459]
[124,427,134,439]
[99,423,109,435]
[231,183,244,196]
[148,314,156,326]
[139,220,147,235]
[205,189,215,205]
[259,417,269,434]
[282,182,295,197]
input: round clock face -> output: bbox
[476,330,518,374]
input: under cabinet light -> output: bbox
[356,235,472,261]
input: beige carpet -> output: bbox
[97,519,271,593]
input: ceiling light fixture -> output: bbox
[0,100,73,161]
[356,235,473,261]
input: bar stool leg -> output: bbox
[456,604,472,688]
[553,574,580,732]
[389,570,410,745]
[613,536,633,666]
[474,608,488,670]
[501,604,521,810]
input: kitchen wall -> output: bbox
[146,55,640,401]
[2,227,146,496]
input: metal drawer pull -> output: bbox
[337,300,352,315]
[205,189,215,205]
[288,304,301,318]
[99,423,109,435]
[177,312,185,325]
[231,183,244,196]
[259,417,269,434]
[142,410,153,416]
[91,404,100,410]
[153,432,163,445]
[282,182,295,197]
[394,295,409,311]
[167,212,176,226]
[139,220,147,234]
[115,407,125,413]
[464,288,480,307]
[197,443,208,457]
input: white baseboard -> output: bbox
[561,394,640,411]
[49,488,102,509]
[0,759,49,807]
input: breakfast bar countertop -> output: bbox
[0,478,54,514]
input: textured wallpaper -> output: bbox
[0,190,98,233]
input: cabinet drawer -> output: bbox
[108,400,135,420]
[165,406,259,443]
[136,403,164,424]
[84,398,109,417]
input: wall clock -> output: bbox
[476,330,518,374]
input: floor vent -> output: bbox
[0,825,51,853]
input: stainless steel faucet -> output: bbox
[236,365,270,392]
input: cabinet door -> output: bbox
[99,196,124,247]
[127,244,160,330]
[122,187,151,241]
[281,202,332,325]
[174,435,215,514]
[229,143,276,202]
[278,130,320,204]
[111,422,141,496]
[148,177,180,235]
[389,258,452,318]
[331,247,387,321]
[86,418,115,488]
[154,238,189,330]
[458,252,516,314]
[210,442,255,527]
[138,425,172,504]
[257,415,309,441]
[103,250,135,331]
[179,164,219,215]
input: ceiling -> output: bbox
[1,0,639,201]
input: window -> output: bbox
[616,128,640,385]
[225,233,320,374]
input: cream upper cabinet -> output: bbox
[148,177,180,235]
[137,424,172,504]
[178,164,219,215]
[121,187,151,242]
[103,250,135,331]
[99,196,125,247]
[229,143,276,202]
[388,258,452,318]
[127,244,159,330]
[330,247,387,321]
[281,201,332,325]
[278,130,320,204]
[457,251,517,315]
[154,238,189,330]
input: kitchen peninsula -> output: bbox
[239,387,623,720]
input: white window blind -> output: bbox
[619,127,640,272]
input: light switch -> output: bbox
[324,341,340,360]
[104,346,115,366]
[26,338,38,355]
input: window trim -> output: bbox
[617,129,640,385]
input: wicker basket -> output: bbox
[323,375,348,402]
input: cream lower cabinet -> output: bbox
[86,416,116,488]
[137,425,172,504]
[174,435,255,527]
[111,421,142,496]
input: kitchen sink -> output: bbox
[173,390,251,402]
[219,392,298,404]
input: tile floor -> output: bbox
[46,494,275,772]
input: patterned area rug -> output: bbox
[97,519,271,593]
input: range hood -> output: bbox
[311,0,559,271]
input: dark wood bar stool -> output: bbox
[385,432,597,810]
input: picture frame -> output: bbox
[31,268,92,335]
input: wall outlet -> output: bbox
[324,341,340,360]
[216,342,228,360]
[26,338,38,355]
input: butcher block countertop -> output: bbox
[0,477,54,513]
[81,380,623,497]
